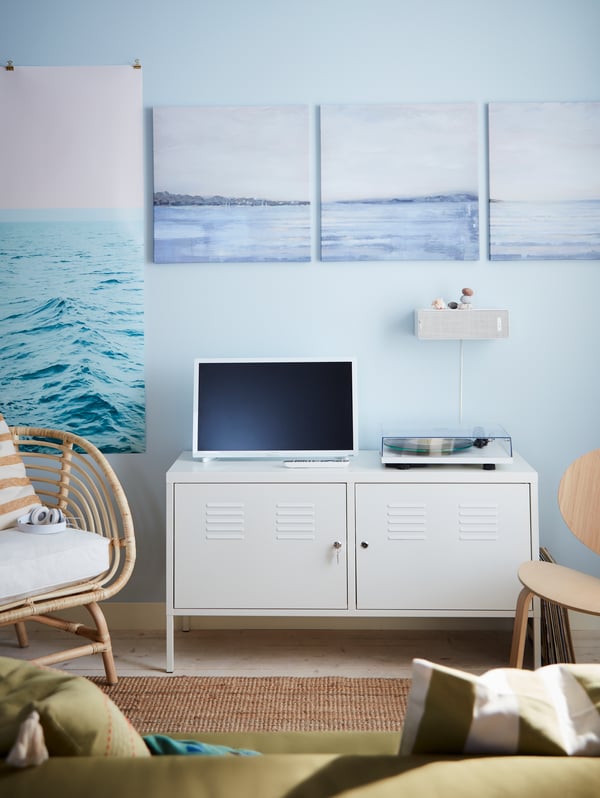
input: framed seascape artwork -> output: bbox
[153,106,311,263]
[0,66,145,454]
[320,103,479,261]
[489,102,600,260]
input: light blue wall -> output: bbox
[3,0,600,602]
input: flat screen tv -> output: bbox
[192,358,358,460]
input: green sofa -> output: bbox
[3,655,600,797]
[3,730,600,798]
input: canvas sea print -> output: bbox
[489,102,600,260]
[0,66,145,453]
[320,104,479,261]
[153,106,311,262]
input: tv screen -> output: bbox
[192,358,358,459]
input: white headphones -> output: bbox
[29,506,65,525]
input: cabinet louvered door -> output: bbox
[173,482,347,609]
[355,483,532,611]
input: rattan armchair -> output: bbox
[0,427,136,684]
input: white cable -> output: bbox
[458,339,464,424]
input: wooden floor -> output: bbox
[0,624,586,679]
[2,625,599,680]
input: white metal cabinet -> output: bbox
[355,482,532,611]
[166,451,538,671]
[173,482,347,610]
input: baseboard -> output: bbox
[568,611,600,632]
[24,602,600,632]
[55,603,516,632]
[56,602,166,630]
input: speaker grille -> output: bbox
[415,309,509,340]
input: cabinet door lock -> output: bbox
[333,540,342,564]
[360,541,369,548]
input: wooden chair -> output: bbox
[510,449,600,668]
[0,427,136,684]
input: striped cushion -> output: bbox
[400,658,600,756]
[0,412,40,530]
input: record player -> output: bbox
[381,425,513,470]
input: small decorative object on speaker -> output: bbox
[460,286,474,309]
[430,287,475,312]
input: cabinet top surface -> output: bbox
[167,450,537,484]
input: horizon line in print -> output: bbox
[489,102,600,260]
[320,103,479,261]
[153,105,311,263]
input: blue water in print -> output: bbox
[321,198,479,261]
[0,214,145,453]
[154,204,311,263]
[490,200,600,260]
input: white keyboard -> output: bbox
[283,458,350,468]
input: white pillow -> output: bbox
[0,412,40,530]
[400,658,600,756]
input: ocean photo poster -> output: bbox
[0,66,145,453]
[489,102,600,260]
[320,103,479,261]
[153,105,311,263]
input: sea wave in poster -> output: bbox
[0,213,145,453]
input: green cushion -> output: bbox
[400,658,600,756]
[163,731,401,755]
[0,656,149,758]
[324,756,600,798]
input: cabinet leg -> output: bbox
[166,615,174,673]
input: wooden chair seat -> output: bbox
[518,560,600,615]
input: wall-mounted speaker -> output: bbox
[415,309,509,340]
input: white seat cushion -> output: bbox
[0,528,110,603]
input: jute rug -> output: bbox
[91,676,411,735]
